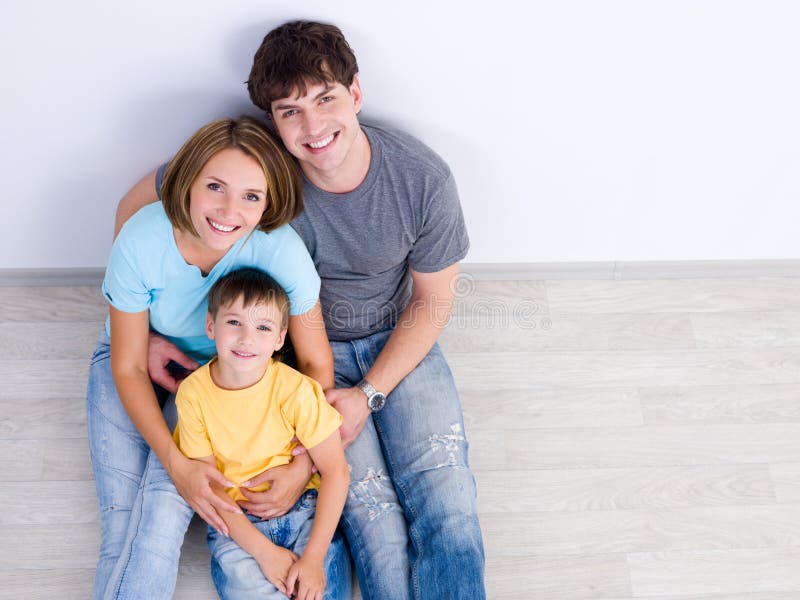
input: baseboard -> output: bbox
[0,267,106,286]
[461,260,800,280]
[1,260,799,286]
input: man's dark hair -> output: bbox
[248,20,359,112]
[207,267,289,329]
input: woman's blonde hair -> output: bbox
[161,116,302,234]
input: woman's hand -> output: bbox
[168,452,241,535]
[238,453,313,519]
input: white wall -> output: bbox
[3,0,800,269]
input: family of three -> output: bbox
[87,19,485,600]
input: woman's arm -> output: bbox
[109,306,239,534]
[288,300,334,390]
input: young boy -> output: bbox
[174,267,350,600]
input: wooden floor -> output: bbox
[2,277,800,599]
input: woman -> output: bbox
[87,116,340,599]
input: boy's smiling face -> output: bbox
[206,295,287,389]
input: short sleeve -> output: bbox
[102,233,151,313]
[174,382,213,459]
[407,171,470,273]
[281,377,342,450]
[155,162,169,199]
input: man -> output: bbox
[117,20,485,600]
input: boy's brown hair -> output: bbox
[207,267,290,329]
[248,20,359,113]
[161,116,303,235]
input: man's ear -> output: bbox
[206,312,215,339]
[349,74,363,114]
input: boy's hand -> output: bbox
[256,546,299,597]
[286,555,326,600]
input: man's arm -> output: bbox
[327,263,459,446]
[115,170,159,238]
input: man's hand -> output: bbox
[148,333,199,393]
[238,454,313,519]
[326,387,371,449]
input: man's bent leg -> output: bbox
[374,343,486,600]
[107,450,194,599]
[331,339,411,600]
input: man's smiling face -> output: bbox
[270,77,366,185]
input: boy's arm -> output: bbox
[194,456,299,595]
[286,430,349,593]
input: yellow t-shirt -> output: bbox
[174,359,342,502]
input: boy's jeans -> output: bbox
[86,331,350,599]
[330,327,486,600]
[208,489,351,599]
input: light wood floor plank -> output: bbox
[0,437,91,481]
[448,348,800,390]
[546,278,800,314]
[627,548,800,595]
[0,397,87,439]
[640,384,800,425]
[441,312,696,353]
[498,424,800,469]
[0,570,94,599]
[482,504,800,557]
[0,524,99,569]
[0,286,106,322]
[0,360,88,399]
[474,465,775,513]
[486,554,631,599]
[0,481,97,525]
[460,387,644,430]
[692,311,800,349]
[596,594,800,600]
[770,463,800,504]
[0,322,102,360]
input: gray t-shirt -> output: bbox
[290,124,469,341]
[156,123,469,342]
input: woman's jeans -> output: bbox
[331,327,486,600]
[86,330,351,599]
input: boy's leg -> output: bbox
[208,492,351,600]
[86,334,149,599]
[106,449,194,599]
[367,336,486,600]
[331,339,412,600]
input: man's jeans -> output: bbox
[331,327,486,600]
[86,331,351,599]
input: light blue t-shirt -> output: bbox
[103,202,320,363]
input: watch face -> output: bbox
[368,393,386,412]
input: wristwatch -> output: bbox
[357,379,386,413]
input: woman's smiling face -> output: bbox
[187,147,268,252]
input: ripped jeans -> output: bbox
[331,327,486,600]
